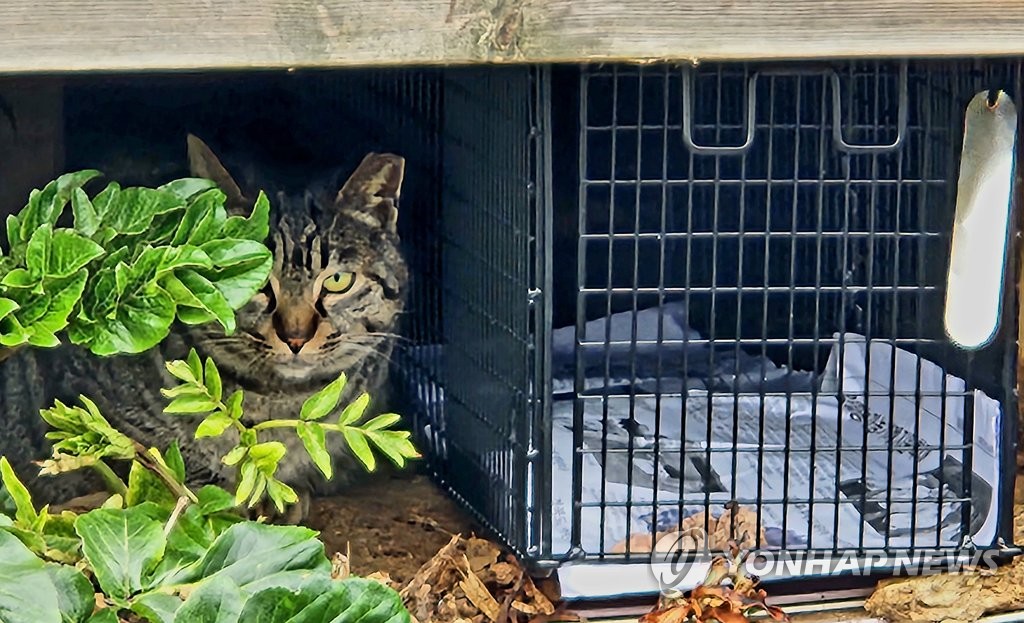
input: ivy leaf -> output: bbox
[297,422,331,480]
[0,530,61,623]
[341,428,376,472]
[223,191,271,242]
[300,373,346,421]
[75,507,167,601]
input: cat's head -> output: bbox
[183,134,408,386]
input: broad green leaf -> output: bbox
[99,187,184,237]
[75,507,167,601]
[204,358,223,402]
[86,610,119,623]
[19,170,102,244]
[125,461,176,508]
[48,230,104,278]
[23,270,88,343]
[297,422,331,479]
[338,392,370,426]
[85,285,176,356]
[90,182,120,218]
[70,188,100,237]
[155,246,214,276]
[44,563,94,623]
[173,574,244,623]
[0,298,18,322]
[196,486,236,516]
[300,374,346,422]
[0,313,30,347]
[131,593,183,623]
[222,192,270,242]
[0,458,38,527]
[0,530,61,623]
[200,239,271,270]
[171,190,226,247]
[166,442,187,484]
[235,587,311,623]
[159,178,217,201]
[285,578,410,623]
[163,270,234,333]
[1,268,37,288]
[342,428,375,472]
[204,256,272,310]
[163,522,330,588]
[196,413,234,439]
[6,213,22,252]
[25,224,53,278]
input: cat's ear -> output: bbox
[186,134,248,209]
[335,153,405,233]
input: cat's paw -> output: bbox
[246,488,312,525]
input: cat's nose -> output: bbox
[285,337,308,354]
[272,309,319,354]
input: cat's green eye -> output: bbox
[322,271,356,294]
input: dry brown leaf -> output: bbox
[465,537,501,573]
[459,558,501,622]
[489,561,520,585]
[367,571,396,588]
[521,576,556,616]
[331,549,351,580]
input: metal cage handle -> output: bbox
[680,61,909,156]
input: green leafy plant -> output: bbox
[0,172,419,622]
[0,170,273,357]
[162,349,419,513]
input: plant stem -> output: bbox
[90,460,128,497]
[133,442,199,504]
[252,419,342,432]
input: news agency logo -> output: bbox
[647,528,1000,592]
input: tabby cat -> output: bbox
[0,135,409,522]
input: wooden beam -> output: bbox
[1,0,1024,73]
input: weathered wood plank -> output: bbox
[0,0,1023,73]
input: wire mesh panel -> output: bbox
[548,59,1020,575]
[400,66,548,556]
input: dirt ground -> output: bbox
[305,466,484,585]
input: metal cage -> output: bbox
[398,58,1023,599]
